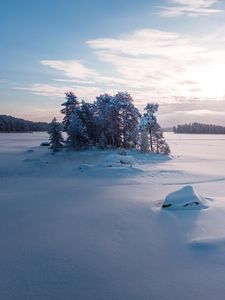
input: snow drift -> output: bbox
[162,185,209,210]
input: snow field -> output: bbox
[1,132,225,299]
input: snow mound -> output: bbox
[78,164,93,171]
[189,236,225,250]
[26,149,34,153]
[102,154,136,167]
[162,185,208,210]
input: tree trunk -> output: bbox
[149,128,153,152]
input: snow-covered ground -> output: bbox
[1,132,225,299]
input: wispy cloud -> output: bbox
[17,84,65,97]
[17,83,103,99]
[87,29,225,99]
[40,59,131,89]
[87,29,205,57]
[159,0,223,17]
[19,28,225,105]
[40,60,99,80]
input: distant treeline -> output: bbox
[173,122,225,134]
[0,115,49,132]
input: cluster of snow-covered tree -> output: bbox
[0,115,49,132]
[49,91,170,154]
[173,123,225,134]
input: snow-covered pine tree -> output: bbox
[112,92,141,149]
[140,116,150,152]
[48,117,64,152]
[158,135,170,154]
[140,128,150,153]
[67,113,89,150]
[94,94,115,148]
[152,124,170,154]
[144,103,158,151]
[61,91,79,131]
[79,101,96,145]
[140,103,170,154]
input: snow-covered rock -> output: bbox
[162,185,208,210]
[40,142,50,146]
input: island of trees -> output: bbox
[0,115,49,132]
[173,123,225,134]
[49,91,170,154]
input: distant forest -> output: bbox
[0,115,49,132]
[173,123,225,134]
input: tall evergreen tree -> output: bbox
[61,91,79,131]
[112,92,141,149]
[152,124,170,154]
[94,93,115,148]
[94,92,140,149]
[67,113,89,150]
[140,103,170,154]
[48,117,64,152]
[144,103,158,151]
[140,125,150,153]
[79,101,96,145]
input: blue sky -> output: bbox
[1,0,225,126]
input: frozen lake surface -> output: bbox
[1,132,225,300]
[0,132,49,152]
